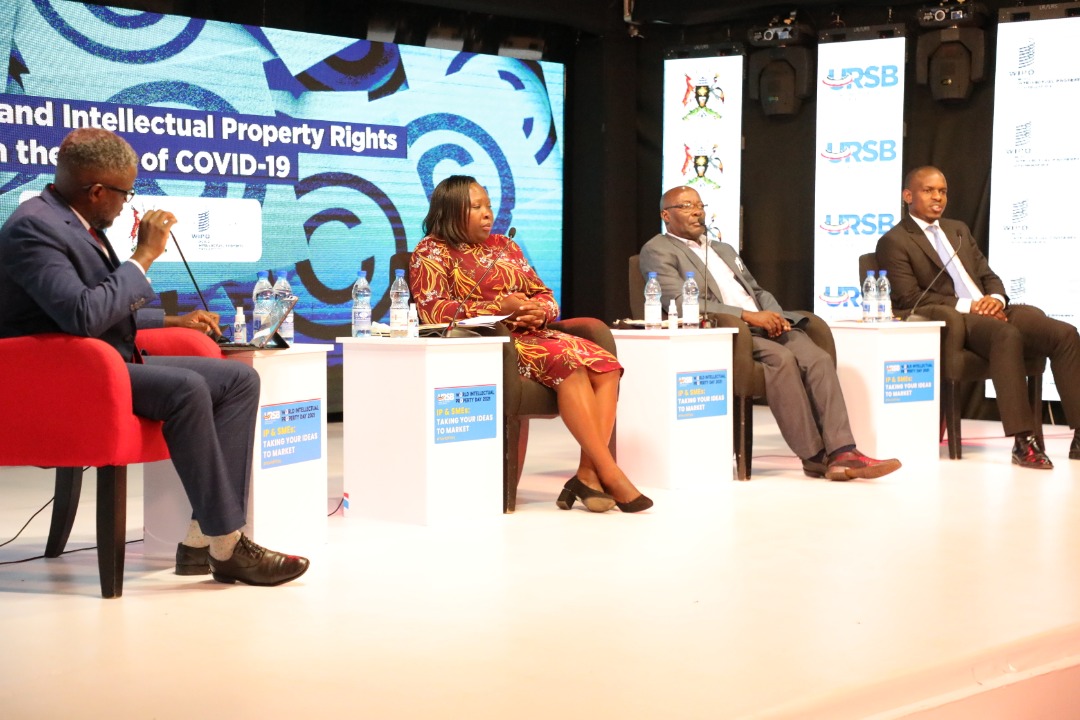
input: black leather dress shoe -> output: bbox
[209,534,310,586]
[1070,431,1080,461]
[1012,434,1053,470]
[175,543,210,576]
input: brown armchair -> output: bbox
[859,252,1046,458]
[629,254,836,480]
[393,251,617,512]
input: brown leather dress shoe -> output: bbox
[209,534,310,586]
[175,543,210,576]
[1070,431,1080,461]
[1012,434,1053,469]
[826,449,901,481]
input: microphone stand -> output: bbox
[441,227,516,338]
[170,230,211,313]
[906,227,964,322]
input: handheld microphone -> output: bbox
[441,227,515,338]
[906,227,964,322]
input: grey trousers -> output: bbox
[752,329,855,460]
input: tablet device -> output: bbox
[218,295,297,349]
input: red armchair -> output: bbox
[0,328,223,597]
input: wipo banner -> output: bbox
[661,53,743,246]
[989,14,1080,401]
[813,37,905,319]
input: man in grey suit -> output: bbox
[639,185,900,481]
[877,166,1080,469]
[0,128,307,586]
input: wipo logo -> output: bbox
[1018,40,1035,69]
[1014,122,1031,147]
[821,65,900,90]
[820,139,898,163]
[1010,40,1036,77]
[819,213,896,236]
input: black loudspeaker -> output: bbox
[916,27,985,102]
[747,46,813,116]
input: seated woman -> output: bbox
[410,175,651,513]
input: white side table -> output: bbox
[829,320,945,465]
[612,328,737,488]
[338,336,507,525]
[144,344,332,558]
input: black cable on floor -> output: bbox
[0,495,53,550]
[0,537,143,566]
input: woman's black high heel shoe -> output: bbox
[616,494,653,513]
[556,476,616,513]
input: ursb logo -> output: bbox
[819,286,860,308]
[820,140,897,163]
[819,213,896,236]
[822,65,900,90]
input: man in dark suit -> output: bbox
[877,166,1080,469]
[0,128,308,585]
[639,185,901,481]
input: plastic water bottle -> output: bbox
[252,271,275,334]
[644,272,662,330]
[667,298,679,330]
[877,269,893,322]
[389,268,410,338]
[861,270,878,323]
[682,271,700,328]
[351,271,371,338]
[232,306,246,344]
[272,270,294,342]
[407,302,419,338]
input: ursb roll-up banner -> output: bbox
[813,35,905,319]
[661,51,743,247]
[989,7,1080,401]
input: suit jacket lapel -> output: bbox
[715,244,758,299]
[902,216,945,271]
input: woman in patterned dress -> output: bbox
[410,176,651,513]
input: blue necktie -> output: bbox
[929,225,970,300]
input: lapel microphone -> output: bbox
[906,227,965,322]
[441,227,515,338]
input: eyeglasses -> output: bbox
[663,202,707,212]
[84,183,136,203]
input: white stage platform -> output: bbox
[2,410,1079,719]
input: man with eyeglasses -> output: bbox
[639,185,901,481]
[0,128,309,586]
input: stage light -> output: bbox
[498,35,545,61]
[747,12,815,116]
[915,2,989,102]
[366,14,398,44]
[425,25,465,52]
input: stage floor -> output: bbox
[2,410,1079,719]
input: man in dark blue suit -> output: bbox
[0,128,308,586]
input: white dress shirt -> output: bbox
[667,233,758,313]
[908,216,1003,313]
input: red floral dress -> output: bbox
[409,233,622,387]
